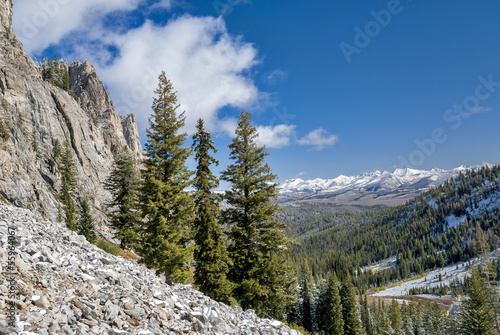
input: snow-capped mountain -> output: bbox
[279,165,477,205]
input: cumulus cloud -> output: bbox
[255,124,296,149]
[12,1,291,145]
[298,128,338,151]
[83,16,260,136]
[12,0,142,54]
[14,3,263,137]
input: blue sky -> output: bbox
[12,0,500,182]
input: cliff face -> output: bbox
[0,0,143,228]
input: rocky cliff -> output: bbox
[0,0,142,229]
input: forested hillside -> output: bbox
[286,165,500,292]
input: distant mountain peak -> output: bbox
[279,165,485,205]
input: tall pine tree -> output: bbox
[61,140,77,231]
[105,148,141,249]
[389,299,402,334]
[300,279,313,333]
[459,266,496,335]
[340,280,363,335]
[78,196,96,243]
[140,72,194,285]
[324,275,344,335]
[192,118,233,305]
[221,112,295,317]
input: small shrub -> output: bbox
[0,121,10,141]
[96,238,121,256]
[17,118,27,136]
[70,90,79,102]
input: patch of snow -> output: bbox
[280,165,485,196]
[445,215,467,229]
[372,262,469,297]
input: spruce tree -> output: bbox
[340,280,363,335]
[221,112,295,317]
[300,279,313,333]
[60,140,77,231]
[78,197,96,243]
[140,72,194,285]
[389,299,402,334]
[401,302,413,335]
[324,275,344,335]
[378,309,394,335]
[410,302,425,335]
[360,295,373,335]
[105,148,141,249]
[192,118,233,304]
[459,266,496,335]
[52,138,62,162]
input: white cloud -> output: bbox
[83,16,260,136]
[298,128,338,151]
[256,124,296,149]
[14,6,263,138]
[12,2,280,142]
[12,0,142,54]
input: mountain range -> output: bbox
[279,165,480,205]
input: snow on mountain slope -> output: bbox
[279,165,482,205]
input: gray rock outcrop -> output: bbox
[0,0,143,228]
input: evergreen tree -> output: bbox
[300,279,314,333]
[340,280,363,335]
[401,302,413,335]
[64,194,76,231]
[52,138,62,162]
[41,55,70,91]
[104,148,141,249]
[389,299,402,334]
[78,197,96,243]
[410,302,425,335]
[427,303,445,335]
[360,295,373,335]
[378,309,394,335]
[192,118,233,305]
[221,112,295,317]
[459,266,496,335]
[324,275,344,335]
[60,140,77,231]
[140,72,194,285]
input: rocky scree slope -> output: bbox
[0,203,296,335]
[0,0,142,229]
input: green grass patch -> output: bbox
[96,238,121,256]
